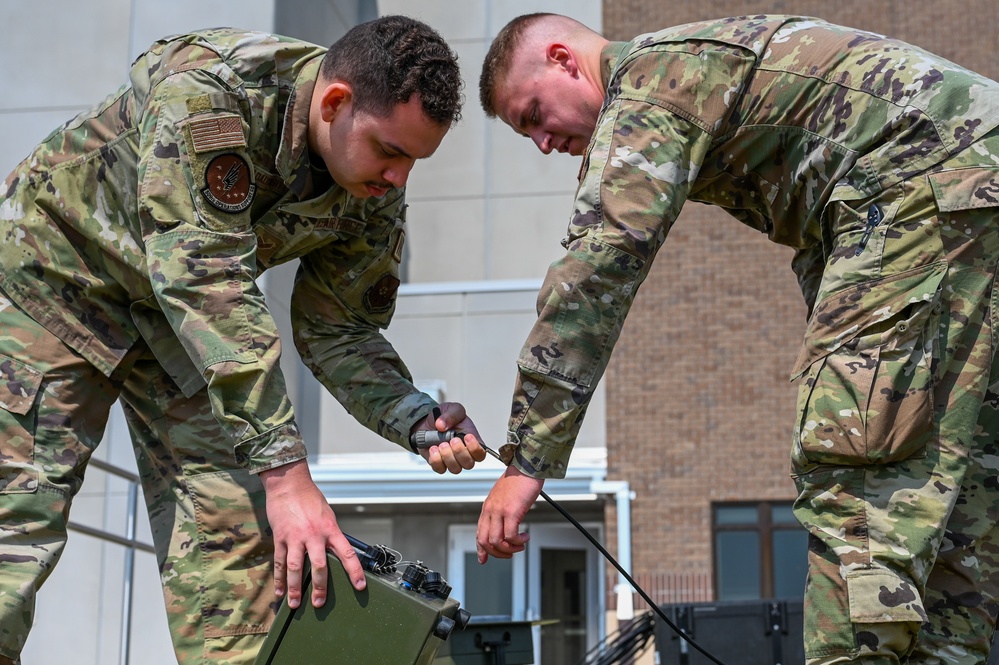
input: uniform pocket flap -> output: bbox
[928,167,999,212]
[791,261,946,379]
[846,568,927,623]
[0,355,43,415]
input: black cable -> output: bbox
[539,489,726,665]
[574,610,654,665]
[411,429,727,665]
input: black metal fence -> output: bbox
[655,599,999,665]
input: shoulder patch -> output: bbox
[363,274,401,314]
[202,154,256,213]
[189,114,246,153]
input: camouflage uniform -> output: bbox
[506,16,999,664]
[0,29,437,664]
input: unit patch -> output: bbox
[363,274,401,314]
[202,154,256,213]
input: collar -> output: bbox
[275,56,323,199]
[600,41,631,89]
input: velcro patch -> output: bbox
[189,114,246,153]
[363,274,401,314]
[202,154,256,213]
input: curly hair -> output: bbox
[320,15,463,126]
[479,13,555,118]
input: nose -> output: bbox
[529,129,554,155]
[384,160,414,188]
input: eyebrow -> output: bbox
[384,141,413,160]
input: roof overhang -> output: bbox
[310,447,608,505]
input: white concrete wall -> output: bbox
[0,4,278,664]
[318,282,607,456]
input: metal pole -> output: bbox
[118,479,139,665]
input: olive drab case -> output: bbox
[254,536,470,664]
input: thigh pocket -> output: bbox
[0,355,43,494]
[187,469,274,637]
[792,262,945,470]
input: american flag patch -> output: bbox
[188,114,246,153]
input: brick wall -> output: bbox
[601,0,999,598]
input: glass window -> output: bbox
[715,506,760,526]
[713,502,806,600]
[716,531,760,600]
[772,529,808,599]
[771,504,798,525]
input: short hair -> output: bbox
[479,13,555,118]
[320,15,463,126]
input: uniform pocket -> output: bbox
[187,469,274,637]
[792,262,945,470]
[0,355,43,494]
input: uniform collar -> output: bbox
[600,41,631,89]
[275,56,323,199]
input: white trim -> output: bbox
[398,278,543,296]
[310,447,607,505]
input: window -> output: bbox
[713,502,807,600]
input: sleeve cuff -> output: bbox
[507,431,571,480]
[235,423,309,473]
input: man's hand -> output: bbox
[412,402,487,474]
[259,459,365,609]
[476,465,543,563]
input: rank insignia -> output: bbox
[203,153,256,213]
[363,274,401,314]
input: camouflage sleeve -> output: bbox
[507,45,755,479]
[791,245,826,318]
[290,194,437,451]
[136,65,305,473]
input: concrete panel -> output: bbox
[484,193,576,280]
[403,197,488,283]
[463,287,541,314]
[318,391,404,455]
[405,41,488,198]
[383,314,466,396]
[377,0,488,42]
[488,0,602,37]
[274,0,375,47]
[486,117,581,196]
[458,308,541,442]
[0,0,132,109]
[130,0,277,61]
[395,292,466,317]
[316,286,575,455]
[128,550,175,664]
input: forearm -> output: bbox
[295,322,437,449]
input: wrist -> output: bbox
[259,458,312,494]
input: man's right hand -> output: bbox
[259,459,365,609]
[476,465,543,563]
[411,402,487,474]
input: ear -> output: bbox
[318,81,352,122]
[546,43,578,76]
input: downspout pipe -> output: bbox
[591,480,635,621]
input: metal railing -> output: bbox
[66,457,154,665]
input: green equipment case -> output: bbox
[255,542,469,665]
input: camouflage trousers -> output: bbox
[0,297,275,664]
[791,141,999,664]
